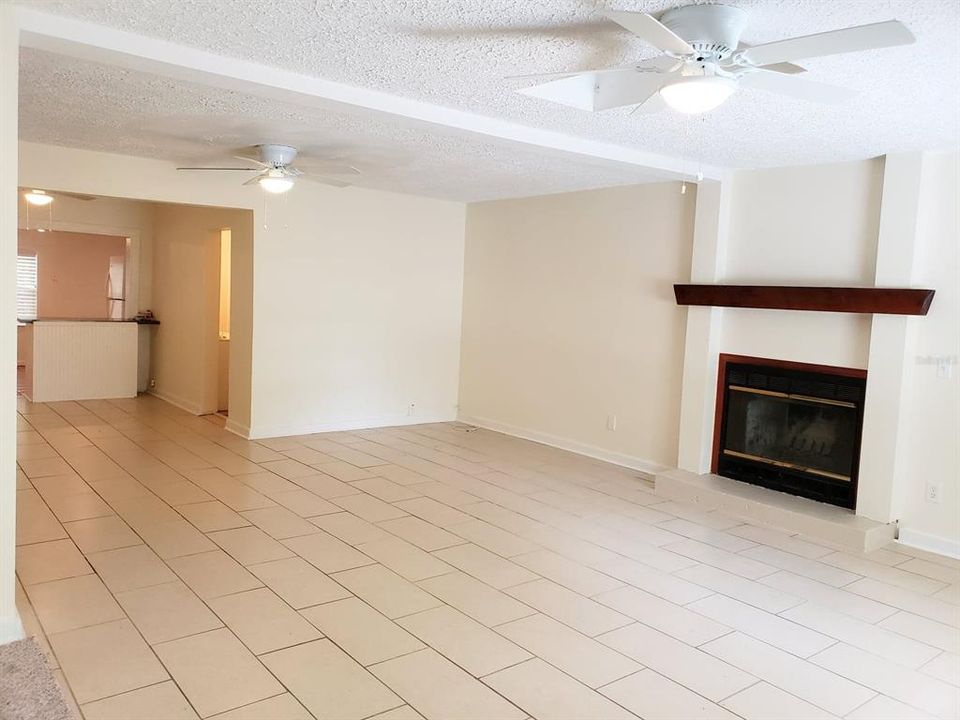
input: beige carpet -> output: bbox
[0,639,71,720]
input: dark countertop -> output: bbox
[18,318,160,325]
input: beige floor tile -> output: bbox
[701,633,874,716]
[508,550,617,596]
[400,605,531,676]
[52,668,83,719]
[137,520,218,559]
[447,519,538,557]
[209,526,295,565]
[19,455,75,477]
[50,619,169,704]
[358,536,454,581]
[317,461,377,483]
[248,556,351,609]
[418,571,536,627]
[151,480,215,506]
[761,572,896,623]
[728,524,834,560]
[879,610,960,654]
[595,585,730,646]
[598,623,756,702]
[241,506,320,539]
[268,489,343,517]
[810,642,958,718]
[155,628,285,717]
[291,473,363,499]
[435,544,537,589]
[259,458,319,479]
[593,555,714,604]
[310,511,390,544]
[115,580,223,644]
[379,516,466,551]
[408,481,482,507]
[64,515,142,554]
[178,500,251,532]
[505,579,633,636]
[740,546,861,587]
[283,530,375,573]
[845,695,936,720]
[820,552,946,595]
[87,544,177,593]
[208,694,312,720]
[332,564,442,618]
[235,470,301,495]
[16,538,91,586]
[370,648,526,720]
[784,603,941,668]
[496,613,639,688]
[847,577,959,627]
[168,550,263,599]
[301,597,423,665]
[485,658,633,720]
[25,574,124,635]
[261,639,403,720]
[16,488,68,545]
[209,588,322,654]
[367,706,426,720]
[42,490,113,523]
[333,492,409,522]
[395,497,473,528]
[81,680,200,720]
[720,681,838,720]
[675,564,801,614]
[186,468,276,511]
[374,465,432,486]
[921,652,960,686]
[352,477,422,502]
[602,669,741,720]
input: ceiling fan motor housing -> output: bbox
[659,4,748,61]
[257,143,299,167]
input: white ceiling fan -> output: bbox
[177,144,360,193]
[516,5,915,114]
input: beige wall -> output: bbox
[720,159,884,369]
[898,151,960,549]
[151,203,252,419]
[459,183,696,470]
[18,229,126,318]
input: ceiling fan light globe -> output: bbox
[258,176,294,194]
[25,190,54,206]
[660,76,738,114]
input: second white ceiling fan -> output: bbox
[516,5,915,114]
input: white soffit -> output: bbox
[13,1,960,194]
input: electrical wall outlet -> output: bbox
[925,482,942,504]
[606,414,617,431]
[407,402,416,417]
[149,378,156,389]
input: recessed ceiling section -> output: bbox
[18,47,680,202]
[15,0,960,171]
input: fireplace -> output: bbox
[713,354,867,509]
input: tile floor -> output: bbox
[12,394,960,720]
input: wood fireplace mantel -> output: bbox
[673,285,935,316]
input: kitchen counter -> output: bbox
[20,320,139,402]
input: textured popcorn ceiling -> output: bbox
[16,0,960,199]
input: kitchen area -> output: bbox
[16,197,159,402]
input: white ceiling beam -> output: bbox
[14,7,721,181]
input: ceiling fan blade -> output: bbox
[601,10,694,55]
[739,69,855,104]
[242,172,269,186]
[298,162,361,176]
[759,62,806,74]
[301,176,352,188]
[177,166,260,171]
[508,56,680,82]
[519,69,667,111]
[233,155,270,167]
[739,20,914,67]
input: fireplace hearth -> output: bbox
[713,354,866,509]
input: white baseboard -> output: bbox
[457,413,667,477]
[148,389,206,416]
[0,613,25,646]
[897,528,960,560]
[225,418,250,439]
[248,412,457,440]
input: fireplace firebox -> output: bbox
[712,354,867,509]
